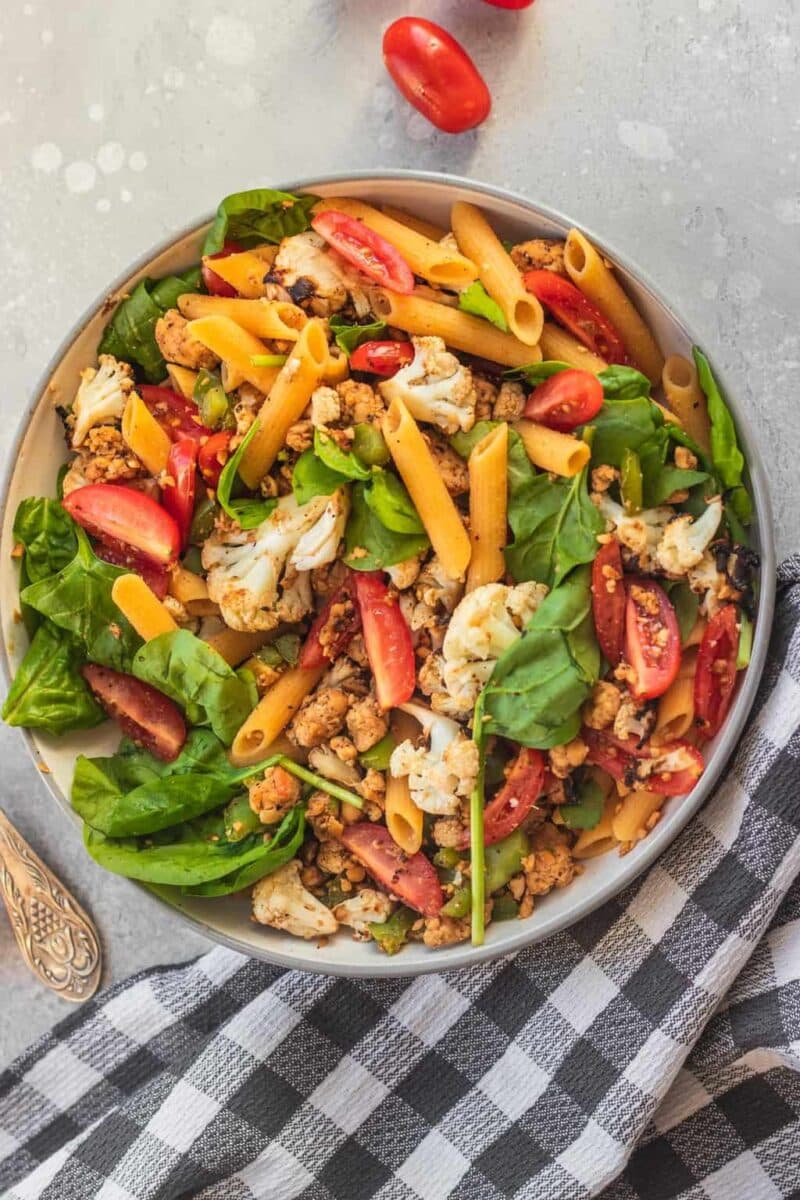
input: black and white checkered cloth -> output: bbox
[2,559,799,1200]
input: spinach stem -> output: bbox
[470,692,487,946]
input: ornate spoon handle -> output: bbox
[0,809,101,1002]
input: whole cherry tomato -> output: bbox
[349,340,415,377]
[82,664,187,762]
[312,211,414,294]
[523,368,604,432]
[625,580,682,700]
[694,605,740,739]
[591,539,626,666]
[202,241,243,297]
[523,271,627,364]
[63,483,180,566]
[382,18,491,135]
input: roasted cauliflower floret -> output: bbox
[289,687,350,749]
[548,737,589,780]
[522,825,576,896]
[68,354,135,448]
[270,231,371,317]
[492,380,526,422]
[333,889,393,937]
[386,556,422,591]
[346,695,389,753]
[336,378,385,425]
[593,494,673,572]
[655,497,723,575]
[379,336,477,434]
[310,385,342,427]
[422,913,472,948]
[155,309,219,370]
[389,702,479,816]
[424,433,470,496]
[252,860,338,939]
[202,490,348,631]
[249,765,302,825]
[510,238,567,277]
[582,681,623,730]
[72,425,145,485]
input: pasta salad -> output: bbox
[3,188,759,954]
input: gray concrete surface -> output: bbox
[1,0,798,1065]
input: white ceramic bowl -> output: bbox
[0,172,776,976]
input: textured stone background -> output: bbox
[1,0,798,1063]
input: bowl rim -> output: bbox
[0,169,776,977]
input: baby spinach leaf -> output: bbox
[483,566,600,749]
[693,347,753,524]
[636,432,708,507]
[363,471,425,535]
[504,361,571,386]
[98,267,202,382]
[559,777,605,830]
[254,633,301,669]
[13,498,78,583]
[132,629,256,746]
[344,482,429,572]
[458,282,508,332]
[505,431,603,587]
[314,430,371,481]
[84,816,269,887]
[21,529,142,671]
[667,581,700,644]
[217,420,277,530]
[182,804,305,896]
[292,449,346,504]
[203,188,318,255]
[588,396,662,467]
[597,365,651,399]
[2,622,105,735]
[329,313,387,356]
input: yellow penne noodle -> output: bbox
[238,319,329,488]
[230,665,326,766]
[656,648,697,740]
[662,354,712,453]
[385,711,424,853]
[451,201,543,346]
[178,294,306,341]
[611,790,663,846]
[380,204,448,243]
[382,399,471,582]
[165,364,199,399]
[202,627,272,667]
[371,289,542,368]
[201,247,278,298]
[321,347,350,385]
[466,423,508,592]
[572,795,618,859]
[185,315,283,396]
[685,616,707,648]
[564,229,664,384]
[121,393,171,476]
[168,567,219,616]
[539,322,608,374]
[314,197,478,289]
[111,575,178,642]
[654,400,683,427]
[513,419,590,477]
[221,361,246,393]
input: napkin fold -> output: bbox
[2,558,799,1200]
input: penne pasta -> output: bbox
[238,319,329,487]
[380,204,448,243]
[539,322,608,374]
[201,246,278,298]
[230,665,326,766]
[314,197,478,289]
[169,567,219,617]
[178,293,306,341]
[662,354,712,453]
[111,574,178,642]
[201,627,272,667]
[165,363,199,399]
[572,794,618,859]
[451,201,543,346]
[466,423,508,592]
[385,711,424,855]
[656,648,697,740]
[371,289,542,368]
[685,616,707,648]
[185,315,284,396]
[513,419,590,477]
[321,345,350,385]
[122,393,171,476]
[383,398,472,582]
[564,229,665,384]
[611,789,662,846]
[221,361,246,393]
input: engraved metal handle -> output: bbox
[0,809,101,1002]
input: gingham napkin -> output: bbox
[2,559,799,1200]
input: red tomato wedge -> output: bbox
[694,605,740,739]
[349,340,415,377]
[202,241,243,298]
[583,728,704,796]
[340,823,443,917]
[299,579,362,670]
[81,664,187,762]
[482,0,535,7]
[353,572,415,710]
[93,539,170,600]
[138,385,212,445]
[382,18,491,135]
[591,540,626,665]
[162,439,197,553]
[312,211,414,294]
[625,580,681,700]
[457,748,545,850]
[197,430,232,490]
[523,271,627,364]
[523,368,604,432]
[63,484,180,566]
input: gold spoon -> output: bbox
[0,808,101,1002]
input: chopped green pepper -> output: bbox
[352,423,390,466]
[492,895,520,921]
[485,829,529,893]
[358,733,396,771]
[442,886,471,919]
[194,369,234,431]
[223,793,261,843]
[621,447,643,514]
[370,906,416,955]
[736,612,753,669]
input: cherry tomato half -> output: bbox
[349,340,415,377]
[138,385,212,445]
[694,605,740,739]
[197,431,232,491]
[202,241,243,298]
[625,580,681,701]
[523,368,604,432]
[162,439,198,553]
[382,18,491,135]
[299,579,361,670]
[583,728,703,796]
[63,483,181,566]
[341,823,443,917]
[481,0,535,6]
[591,539,626,666]
[353,571,416,710]
[82,664,187,762]
[93,538,170,600]
[457,748,545,850]
[523,271,627,364]
[312,210,414,294]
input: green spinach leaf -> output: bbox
[314,430,371,481]
[344,482,429,571]
[217,419,277,530]
[329,314,387,356]
[693,347,753,524]
[363,471,425,535]
[183,805,305,896]
[13,498,78,583]
[504,361,571,386]
[203,188,318,255]
[667,581,700,644]
[292,450,347,504]
[458,282,508,332]
[98,267,202,382]
[2,622,104,735]
[597,365,651,399]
